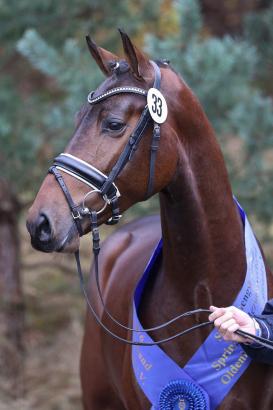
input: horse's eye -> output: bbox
[102,119,126,134]
[108,121,125,131]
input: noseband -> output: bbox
[48,61,273,349]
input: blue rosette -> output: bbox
[159,379,209,410]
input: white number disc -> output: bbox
[147,88,168,124]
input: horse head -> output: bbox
[26,31,180,253]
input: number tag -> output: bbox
[147,88,168,124]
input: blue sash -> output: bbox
[132,205,268,409]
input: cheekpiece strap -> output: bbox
[48,166,84,236]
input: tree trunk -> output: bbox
[0,178,24,398]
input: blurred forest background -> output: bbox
[0,0,273,408]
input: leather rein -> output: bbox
[48,61,273,349]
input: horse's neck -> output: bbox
[159,95,246,310]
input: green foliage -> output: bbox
[0,76,43,193]
[146,32,259,131]
[17,29,102,107]
[17,30,64,79]
[178,0,202,44]
[16,29,100,148]
[244,5,273,90]
[0,0,162,51]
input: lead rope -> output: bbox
[74,211,273,349]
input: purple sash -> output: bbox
[132,205,268,409]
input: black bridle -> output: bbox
[48,61,273,350]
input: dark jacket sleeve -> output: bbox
[242,299,273,364]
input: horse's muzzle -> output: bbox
[26,211,57,252]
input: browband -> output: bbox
[88,86,147,104]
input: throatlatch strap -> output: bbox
[146,123,160,198]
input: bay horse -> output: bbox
[26,30,273,409]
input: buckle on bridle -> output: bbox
[102,194,113,204]
[72,209,82,220]
[106,214,122,225]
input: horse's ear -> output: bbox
[118,29,152,81]
[86,35,119,77]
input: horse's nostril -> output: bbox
[36,213,52,243]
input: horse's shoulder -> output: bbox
[101,214,161,260]
[98,214,161,288]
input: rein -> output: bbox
[48,61,273,350]
[75,211,213,346]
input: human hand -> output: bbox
[209,305,256,343]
